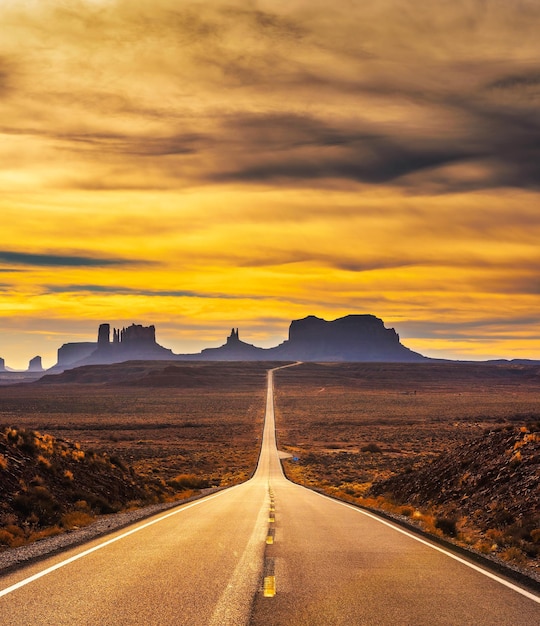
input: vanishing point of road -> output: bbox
[1,364,539,625]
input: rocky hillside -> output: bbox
[369,423,540,568]
[0,426,172,548]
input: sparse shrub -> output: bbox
[17,431,39,456]
[109,455,127,471]
[530,529,540,544]
[420,514,438,535]
[399,505,415,517]
[522,542,540,558]
[435,516,459,537]
[0,523,26,548]
[361,443,383,453]
[486,528,505,546]
[13,486,61,527]
[28,526,62,543]
[510,450,522,465]
[61,511,94,530]
[500,547,527,565]
[167,474,210,490]
[37,454,52,470]
[0,529,15,547]
[473,540,495,554]
[4,524,25,539]
[0,454,7,470]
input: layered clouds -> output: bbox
[1,0,539,367]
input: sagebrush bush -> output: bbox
[61,511,94,530]
[435,516,458,537]
[167,474,210,490]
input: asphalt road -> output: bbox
[1,365,539,625]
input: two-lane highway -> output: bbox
[1,365,539,624]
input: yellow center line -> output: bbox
[263,575,276,597]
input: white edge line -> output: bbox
[0,483,244,599]
[272,362,540,604]
[307,485,540,604]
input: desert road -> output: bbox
[1,365,539,625]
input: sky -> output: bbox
[1,0,539,369]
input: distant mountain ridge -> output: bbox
[42,314,426,372]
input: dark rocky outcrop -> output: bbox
[52,323,174,372]
[56,342,96,369]
[267,315,426,362]
[197,328,267,361]
[79,323,173,366]
[0,358,5,372]
[369,424,540,542]
[27,356,44,372]
[50,314,428,371]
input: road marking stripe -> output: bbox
[266,535,274,545]
[0,484,244,599]
[263,575,276,597]
[309,488,540,604]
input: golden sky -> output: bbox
[1,0,539,369]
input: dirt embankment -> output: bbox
[369,423,540,574]
[0,426,174,550]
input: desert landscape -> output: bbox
[0,362,274,549]
[274,362,540,577]
[2,359,539,583]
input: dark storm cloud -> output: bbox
[212,112,471,186]
[451,91,540,190]
[65,131,204,157]
[0,251,146,268]
[488,71,540,92]
[4,0,540,195]
[400,317,540,342]
[0,69,8,97]
[44,284,266,300]
[0,55,16,97]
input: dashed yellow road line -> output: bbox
[263,576,276,597]
[266,535,274,545]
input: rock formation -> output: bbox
[51,314,428,372]
[0,357,5,372]
[197,328,267,361]
[52,323,174,371]
[28,356,44,372]
[268,315,426,362]
[56,342,97,369]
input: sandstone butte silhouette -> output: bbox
[27,356,44,372]
[35,315,427,373]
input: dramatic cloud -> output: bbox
[0,0,539,368]
[43,284,268,300]
[0,251,146,268]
